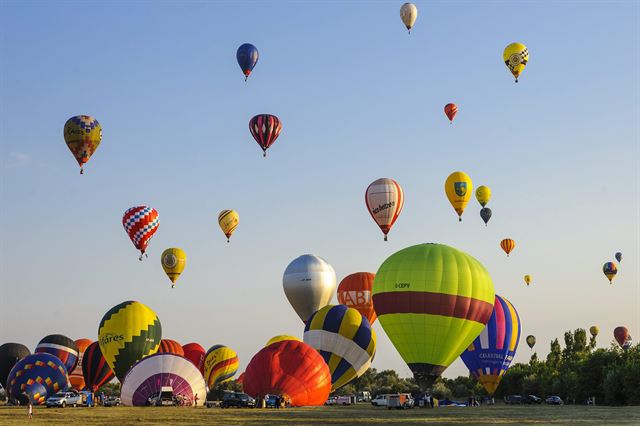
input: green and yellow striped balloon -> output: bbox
[372,243,495,389]
[98,301,162,381]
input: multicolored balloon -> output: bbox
[615,252,622,263]
[524,275,532,286]
[476,185,491,207]
[614,326,629,348]
[7,353,68,405]
[337,272,377,325]
[82,341,115,392]
[444,103,458,123]
[0,343,30,390]
[157,339,184,356]
[69,338,92,390]
[98,301,162,381]
[373,243,495,389]
[122,206,160,260]
[120,353,207,406]
[182,343,206,375]
[589,326,599,338]
[460,295,521,395]
[304,305,376,392]
[161,248,186,287]
[204,345,239,389]
[603,262,617,284]
[249,114,282,157]
[400,2,418,33]
[265,335,301,347]
[480,208,492,226]
[445,172,472,221]
[526,335,536,349]
[365,178,404,241]
[35,334,79,374]
[218,210,239,242]
[243,340,331,407]
[503,42,529,82]
[283,254,336,323]
[500,238,516,257]
[237,43,259,81]
[63,115,102,174]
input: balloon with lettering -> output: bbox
[35,334,79,374]
[400,3,418,33]
[283,254,336,323]
[614,326,629,348]
[182,343,206,375]
[500,238,516,257]
[161,248,186,287]
[218,210,240,242]
[503,42,529,83]
[460,295,521,395]
[373,243,495,389]
[480,208,492,226]
[524,275,532,286]
[204,345,239,389]
[603,262,617,284]
[69,338,92,390]
[63,115,102,174]
[82,341,115,392]
[526,335,536,349]
[249,114,282,157]
[444,103,458,123]
[445,172,472,221]
[0,343,30,390]
[237,43,259,81]
[122,206,160,260]
[337,272,377,325]
[615,252,622,263]
[589,326,599,338]
[6,353,68,405]
[476,186,491,207]
[365,178,404,241]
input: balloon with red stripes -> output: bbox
[249,114,282,157]
[122,206,159,260]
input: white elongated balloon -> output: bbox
[283,254,336,322]
[120,353,207,406]
[365,178,404,241]
[400,2,418,33]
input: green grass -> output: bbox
[1,404,639,425]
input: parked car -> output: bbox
[220,391,255,408]
[522,395,542,404]
[103,396,121,407]
[504,395,523,405]
[46,391,82,408]
[371,394,391,407]
[325,396,338,406]
[545,396,564,405]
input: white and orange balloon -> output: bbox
[365,178,404,241]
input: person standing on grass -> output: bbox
[27,402,33,420]
[194,393,199,406]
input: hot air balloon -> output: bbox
[0,343,30,390]
[249,114,282,157]
[63,115,102,174]
[603,262,617,283]
[157,339,184,356]
[445,172,472,221]
[480,208,492,226]
[400,3,418,33]
[236,372,245,385]
[120,353,207,406]
[373,243,495,389]
[35,334,79,374]
[444,103,458,124]
[460,295,521,395]
[524,275,532,286]
[283,254,336,323]
[218,210,239,242]
[265,335,301,347]
[98,301,162,381]
[503,42,529,82]
[304,305,376,392]
[204,345,239,389]
[161,248,186,287]
[476,186,491,207]
[623,335,633,350]
[7,353,68,405]
[182,343,206,375]
[122,206,160,260]
[589,326,599,338]
[243,340,331,407]
[615,252,622,263]
[500,238,516,256]
[237,43,259,81]
[614,327,629,348]
[337,272,377,325]
[365,178,404,241]
[69,339,92,390]
[82,342,115,392]
[526,335,536,349]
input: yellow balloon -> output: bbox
[218,210,239,242]
[400,3,418,33]
[265,335,301,347]
[445,171,473,221]
[475,185,491,207]
[161,248,186,287]
[524,275,532,286]
[503,42,529,82]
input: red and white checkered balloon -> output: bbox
[122,206,159,260]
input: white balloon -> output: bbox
[283,254,336,322]
[400,2,418,33]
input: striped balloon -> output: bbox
[7,353,68,405]
[460,295,521,395]
[304,305,376,392]
[249,114,282,157]
[69,338,92,390]
[365,178,404,241]
[444,103,458,123]
[204,345,239,389]
[82,341,115,392]
[218,209,239,242]
[122,206,160,260]
[35,334,79,374]
[500,238,516,257]
[157,339,184,356]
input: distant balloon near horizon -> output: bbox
[603,262,617,284]
[524,275,532,286]
[475,185,491,207]
[0,343,30,390]
[400,3,418,33]
[283,254,336,323]
[34,334,79,374]
[503,42,529,82]
[500,238,516,257]
[218,210,239,242]
[615,252,622,263]
[480,207,492,226]
[589,326,600,338]
[365,178,404,241]
[526,335,536,349]
[249,114,282,157]
[63,115,102,174]
[337,272,377,325]
[614,326,629,348]
[122,206,160,260]
[444,103,458,123]
[161,248,186,287]
[445,172,472,222]
[236,43,259,81]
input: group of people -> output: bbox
[255,394,290,409]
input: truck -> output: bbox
[387,393,414,409]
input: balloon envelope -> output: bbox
[614,327,629,348]
[526,335,536,349]
[82,341,115,392]
[444,103,458,123]
[400,2,418,32]
[445,172,473,221]
[236,43,259,80]
[480,208,492,226]
[243,340,331,406]
[365,178,404,240]
[500,238,516,256]
[218,210,240,242]
[524,275,532,286]
[204,345,239,389]
[249,114,282,156]
[0,343,30,390]
[503,42,529,82]
[373,243,495,389]
[476,186,491,207]
[69,338,92,390]
[63,115,101,173]
[283,254,336,322]
[265,335,301,347]
[337,272,377,325]
[158,339,184,356]
[182,343,206,375]
[122,206,160,259]
[161,248,186,286]
[615,252,622,263]
[35,334,79,374]
[120,353,207,406]
[7,353,68,405]
[589,326,599,338]
[603,262,617,283]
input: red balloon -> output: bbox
[444,103,458,123]
[82,342,115,392]
[249,114,282,157]
[182,343,206,375]
[243,340,331,406]
[337,272,377,325]
[122,206,159,260]
[614,326,629,348]
[157,339,184,356]
[236,372,245,385]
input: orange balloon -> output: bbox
[157,339,185,356]
[444,103,458,123]
[337,272,377,325]
[500,238,516,257]
[69,338,92,390]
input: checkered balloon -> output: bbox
[122,206,160,260]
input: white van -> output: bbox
[371,394,391,407]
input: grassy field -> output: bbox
[1,404,639,425]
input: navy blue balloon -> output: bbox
[615,252,622,263]
[480,207,492,226]
[236,43,259,81]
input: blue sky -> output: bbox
[1,1,638,380]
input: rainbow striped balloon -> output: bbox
[204,345,238,389]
